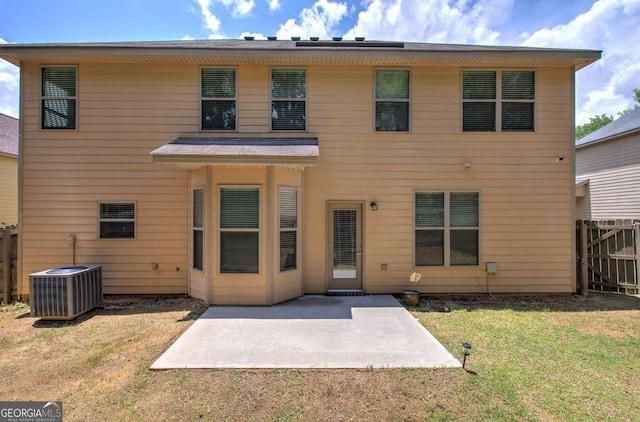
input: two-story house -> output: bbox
[0,39,600,304]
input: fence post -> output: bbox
[580,220,589,297]
[2,227,12,304]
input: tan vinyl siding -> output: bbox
[0,155,18,225]
[20,62,189,295]
[303,65,575,294]
[576,133,640,219]
[18,57,579,300]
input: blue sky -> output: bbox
[1,0,639,124]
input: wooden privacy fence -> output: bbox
[0,225,18,304]
[576,220,640,295]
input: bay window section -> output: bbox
[192,188,204,271]
[220,187,260,273]
[279,187,298,272]
[415,191,479,267]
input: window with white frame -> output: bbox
[271,68,306,131]
[415,191,479,266]
[220,187,259,273]
[462,70,535,132]
[375,69,410,131]
[41,66,77,129]
[201,67,236,130]
[279,187,297,272]
[193,188,204,271]
[99,202,135,239]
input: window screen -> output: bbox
[99,202,135,239]
[375,69,410,131]
[271,69,306,131]
[201,68,236,130]
[42,67,76,129]
[220,187,259,273]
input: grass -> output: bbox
[0,293,639,421]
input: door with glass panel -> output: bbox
[327,203,363,290]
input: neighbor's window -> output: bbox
[462,70,535,132]
[415,191,479,266]
[220,187,260,273]
[201,67,236,130]
[41,66,77,129]
[375,69,410,131]
[279,187,298,272]
[99,202,135,239]
[193,188,204,271]
[271,68,306,131]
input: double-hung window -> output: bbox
[220,187,260,273]
[271,68,306,131]
[41,66,77,129]
[462,70,535,132]
[99,202,135,239]
[279,187,298,272]
[415,191,479,266]
[201,67,236,130]
[192,188,204,271]
[375,69,410,131]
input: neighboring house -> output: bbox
[576,107,640,220]
[0,39,600,304]
[0,112,18,226]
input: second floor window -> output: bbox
[463,70,535,132]
[271,68,306,131]
[41,66,77,129]
[375,69,410,131]
[201,68,236,130]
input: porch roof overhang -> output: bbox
[150,137,319,170]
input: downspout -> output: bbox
[16,62,24,299]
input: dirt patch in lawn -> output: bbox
[0,295,469,421]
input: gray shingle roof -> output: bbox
[0,113,18,157]
[576,107,640,148]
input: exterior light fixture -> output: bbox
[462,342,472,370]
[370,201,378,211]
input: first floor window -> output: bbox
[99,202,135,239]
[415,191,479,266]
[193,188,204,271]
[41,66,77,129]
[220,187,259,273]
[279,187,298,272]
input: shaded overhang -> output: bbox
[150,137,319,171]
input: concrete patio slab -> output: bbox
[151,295,461,369]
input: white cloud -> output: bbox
[195,0,225,38]
[0,38,19,118]
[343,0,511,44]
[216,0,256,17]
[519,0,640,124]
[276,0,348,39]
[268,0,281,11]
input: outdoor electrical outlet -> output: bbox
[381,263,388,270]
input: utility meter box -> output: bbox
[485,262,498,274]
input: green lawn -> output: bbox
[1,293,639,421]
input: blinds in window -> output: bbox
[99,203,135,239]
[193,189,204,229]
[42,67,76,129]
[502,71,535,131]
[193,189,204,271]
[450,192,479,227]
[279,188,297,272]
[100,203,134,219]
[333,210,356,270]
[415,192,444,227]
[375,69,409,132]
[220,187,259,273]
[201,68,236,130]
[271,69,306,131]
[220,188,259,229]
